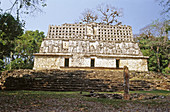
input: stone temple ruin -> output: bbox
[33,22,149,71]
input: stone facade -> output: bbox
[33,22,149,71]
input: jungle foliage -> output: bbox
[0,13,45,71]
[136,20,170,74]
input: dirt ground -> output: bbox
[0,91,169,112]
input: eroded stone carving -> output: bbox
[39,40,142,55]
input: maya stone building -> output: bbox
[33,22,149,71]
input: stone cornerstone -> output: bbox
[33,22,149,71]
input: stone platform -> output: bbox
[0,69,169,91]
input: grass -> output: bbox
[0,90,169,97]
[94,90,170,96]
[0,90,88,95]
[0,90,169,100]
[1,90,169,97]
[0,90,89,100]
[129,90,170,95]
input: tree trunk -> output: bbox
[156,46,160,72]
[4,56,7,69]
[9,51,13,70]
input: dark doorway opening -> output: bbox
[116,59,120,68]
[65,58,69,67]
[91,59,95,67]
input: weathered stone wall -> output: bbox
[33,56,60,70]
[34,55,148,71]
[95,57,116,68]
[69,56,90,67]
[120,58,148,71]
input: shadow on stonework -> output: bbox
[2,70,123,92]
[2,69,169,92]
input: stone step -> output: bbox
[2,69,168,92]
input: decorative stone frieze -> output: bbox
[33,22,149,71]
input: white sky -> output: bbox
[1,0,164,36]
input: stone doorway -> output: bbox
[65,58,69,67]
[91,59,95,67]
[116,59,120,68]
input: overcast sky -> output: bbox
[1,0,164,36]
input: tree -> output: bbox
[137,20,170,73]
[14,30,45,69]
[0,0,47,20]
[79,9,98,23]
[0,59,4,71]
[0,13,23,62]
[79,4,122,25]
[97,4,122,25]
[137,36,169,73]
[157,0,170,15]
[140,20,169,42]
[0,1,46,71]
[0,29,45,70]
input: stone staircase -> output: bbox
[0,70,124,92]
[0,69,169,92]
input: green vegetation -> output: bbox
[136,20,170,74]
[0,91,88,96]
[0,90,169,99]
[0,13,45,71]
[129,90,170,95]
[0,0,46,72]
[13,30,45,69]
[0,13,23,71]
[95,90,170,96]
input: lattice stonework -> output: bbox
[33,23,149,71]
